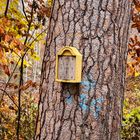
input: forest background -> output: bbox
[0,0,139,139]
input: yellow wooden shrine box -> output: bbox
[55,46,82,83]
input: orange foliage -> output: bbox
[127,0,140,77]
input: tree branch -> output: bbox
[16,1,35,139]
[21,0,28,22]
[5,0,10,17]
[0,89,18,108]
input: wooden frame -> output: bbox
[55,46,82,83]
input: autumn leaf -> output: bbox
[20,80,33,90]
[134,0,140,12]
[134,71,140,77]
[32,82,38,88]
[132,24,138,28]
[0,26,5,35]
[3,65,10,76]
[4,34,12,43]
[135,57,140,61]
[0,48,3,58]
[14,74,18,79]
[10,60,14,64]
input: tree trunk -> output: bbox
[35,0,132,140]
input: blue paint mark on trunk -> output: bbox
[79,94,104,118]
[66,93,104,119]
[66,95,73,104]
[80,81,96,92]
[65,80,104,118]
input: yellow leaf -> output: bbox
[23,60,31,67]
[31,53,40,61]
[135,71,140,77]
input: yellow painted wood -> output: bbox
[55,46,82,83]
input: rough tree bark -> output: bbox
[35,0,132,140]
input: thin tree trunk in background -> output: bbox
[35,0,132,140]
[25,56,28,82]
[4,0,10,17]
